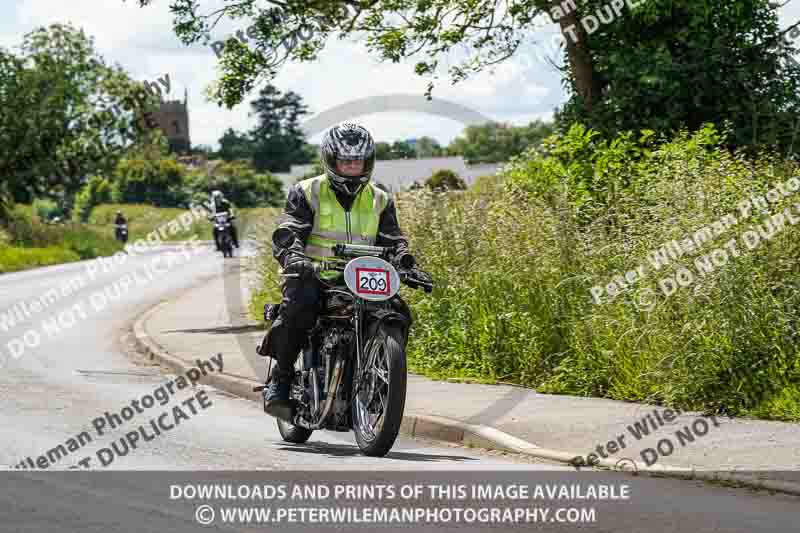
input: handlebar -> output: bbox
[332,243,390,260]
[310,261,432,293]
[284,246,434,293]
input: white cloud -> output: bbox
[2,0,562,148]
[3,1,798,149]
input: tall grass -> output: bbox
[399,124,800,421]
[3,206,122,261]
[0,247,82,273]
[90,204,210,242]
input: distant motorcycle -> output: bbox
[213,213,235,258]
[256,228,433,457]
[114,223,128,244]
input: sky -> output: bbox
[3,1,800,149]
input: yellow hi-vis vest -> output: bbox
[298,175,390,278]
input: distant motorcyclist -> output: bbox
[262,122,417,420]
[114,210,128,243]
[208,190,239,251]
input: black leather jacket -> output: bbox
[272,181,409,268]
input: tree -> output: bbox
[111,155,188,207]
[554,1,800,152]
[301,143,319,163]
[136,0,800,156]
[249,84,311,173]
[217,128,255,161]
[448,120,554,163]
[425,169,467,191]
[73,175,113,222]
[186,161,284,207]
[0,23,162,217]
[375,142,393,160]
[415,136,444,158]
[390,141,415,159]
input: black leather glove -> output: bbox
[283,253,314,278]
[393,251,416,269]
[410,267,432,284]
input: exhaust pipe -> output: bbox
[294,359,345,430]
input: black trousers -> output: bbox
[269,276,412,372]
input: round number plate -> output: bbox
[343,256,400,301]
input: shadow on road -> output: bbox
[163,325,266,335]
[277,442,478,462]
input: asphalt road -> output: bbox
[1,243,799,532]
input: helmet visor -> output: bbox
[335,159,366,176]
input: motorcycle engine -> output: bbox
[318,328,355,430]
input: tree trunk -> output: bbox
[558,9,603,111]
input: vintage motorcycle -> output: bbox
[256,228,433,457]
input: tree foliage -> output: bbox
[250,84,312,172]
[414,136,445,158]
[214,84,313,172]
[0,23,163,215]
[136,0,800,156]
[112,157,189,207]
[186,161,284,208]
[74,175,113,222]
[218,128,255,162]
[375,138,445,159]
[555,0,800,154]
[447,120,554,163]
[425,169,467,191]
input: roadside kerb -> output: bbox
[132,301,262,403]
[129,294,800,497]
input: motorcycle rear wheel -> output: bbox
[352,325,407,457]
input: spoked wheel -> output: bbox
[276,358,313,444]
[352,325,407,457]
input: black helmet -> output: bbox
[320,122,376,199]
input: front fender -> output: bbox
[364,307,410,348]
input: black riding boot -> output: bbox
[264,367,296,421]
[263,276,322,420]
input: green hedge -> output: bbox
[0,246,82,273]
[399,123,800,421]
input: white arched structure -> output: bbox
[301,93,492,137]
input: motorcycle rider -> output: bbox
[114,210,127,241]
[208,190,239,251]
[263,122,416,421]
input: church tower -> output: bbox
[152,88,191,154]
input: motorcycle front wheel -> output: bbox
[352,325,407,457]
